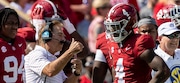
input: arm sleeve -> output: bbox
[95,49,107,63]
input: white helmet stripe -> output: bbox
[45,0,61,20]
[107,3,121,21]
[107,3,125,22]
[45,0,58,16]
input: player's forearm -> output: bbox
[149,69,170,83]
[147,54,170,83]
[92,61,108,83]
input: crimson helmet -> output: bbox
[169,5,180,27]
[31,0,67,21]
[155,4,175,26]
[104,3,137,43]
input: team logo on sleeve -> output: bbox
[1,46,7,53]
[170,65,180,83]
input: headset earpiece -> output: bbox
[42,22,53,43]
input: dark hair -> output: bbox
[0,8,20,30]
[38,20,63,44]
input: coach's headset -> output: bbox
[41,0,64,43]
[41,22,53,43]
[42,22,66,44]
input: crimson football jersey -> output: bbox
[0,36,26,83]
[79,75,92,83]
[96,32,113,69]
[109,34,155,83]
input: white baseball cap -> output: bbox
[158,22,180,36]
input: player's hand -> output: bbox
[57,7,67,20]
[71,59,82,75]
[58,7,75,34]
[31,8,44,19]
[68,38,84,55]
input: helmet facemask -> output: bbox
[172,17,180,27]
[104,3,137,47]
[169,5,180,27]
[104,19,132,43]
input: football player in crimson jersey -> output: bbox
[92,32,115,83]
[104,3,170,83]
[0,8,26,83]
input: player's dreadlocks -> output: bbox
[0,8,20,30]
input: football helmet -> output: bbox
[30,0,67,21]
[155,4,175,26]
[169,5,180,27]
[104,3,137,43]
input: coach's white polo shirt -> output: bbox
[24,45,67,83]
[154,45,180,83]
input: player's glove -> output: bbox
[31,8,45,40]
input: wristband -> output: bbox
[31,19,46,40]
[73,71,81,76]
[62,18,76,34]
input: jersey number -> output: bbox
[3,55,24,82]
[115,58,125,82]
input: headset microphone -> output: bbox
[60,40,66,44]
[52,38,66,44]
[59,39,71,44]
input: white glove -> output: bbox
[31,19,46,40]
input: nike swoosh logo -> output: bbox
[125,47,131,51]
[18,43,22,47]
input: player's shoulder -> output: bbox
[14,35,26,44]
[0,37,4,42]
[130,34,155,48]
[136,34,153,43]
[97,32,106,40]
[96,32,108,45]
[0,36,24,44]
[17,27,35,42]
[125,34,143,43]
[0,38,8,52]
[16,35,25,39]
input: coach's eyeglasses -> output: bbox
[163,32,180,39]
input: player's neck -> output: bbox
[0,34,14,43]
[120,32,134,45]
